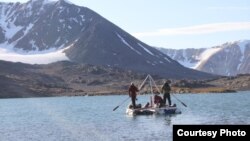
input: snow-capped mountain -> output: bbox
[0,0,83,51]
[159,40,250,76]
[0,0,214,79]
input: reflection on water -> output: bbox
[0,91,250,141]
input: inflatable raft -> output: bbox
[123,74,184,116]
[126,105,181,116]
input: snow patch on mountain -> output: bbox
[23,24,34,36]
[63,0,74,5]
[0,7,23,39]
[43,0,58,5]
[180,60,197,68]
[163,57,170,63]
[178,51,197,68]
[0,43,69,64]
[30,0,58,5]
[194,47,222,69]
[237,40,249,70]
[138,43,154,56]
[116,33,141,55]
[238,40,249,55]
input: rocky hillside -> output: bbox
[0,0,214,79]
[0,60,249,98]
[159,40,250,76]
[207,74,250,91]
[0,60,149,98]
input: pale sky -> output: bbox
[1,0,250,49]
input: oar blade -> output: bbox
[181,102,187,107]
[113,106,119,111]
[171,93,187,108]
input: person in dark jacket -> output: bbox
[129,82,139,109]
[161,80,171,106]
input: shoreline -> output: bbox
[0,89,242,99]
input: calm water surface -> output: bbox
[0,91,250,141]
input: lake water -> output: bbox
[0,91,250,141]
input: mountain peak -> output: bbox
[0,0,213,79]
[28,0,56,5]
[59,0,74,5]
[27,0,73,6]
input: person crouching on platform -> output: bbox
[129,82,139,109]
[154,94,164,107]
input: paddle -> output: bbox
[113,97,130,111]
[171,93,187,107]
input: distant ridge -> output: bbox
[159,40,250,76]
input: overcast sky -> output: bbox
[1,0,250,49]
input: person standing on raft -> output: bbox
[128,82,139,109]
[161,80,172,106]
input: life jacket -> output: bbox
[162,83,171,93]
[129,85,138,97]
